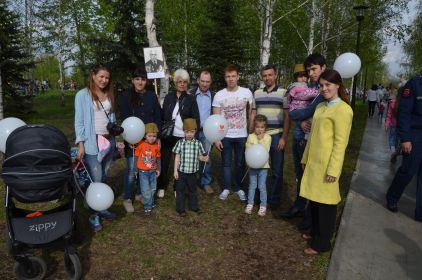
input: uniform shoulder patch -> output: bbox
[402,87,411,97]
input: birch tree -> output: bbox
[145,0,168,102]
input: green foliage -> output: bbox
[403,2,422,76]
[33,55,61,89]
[0,0,33,95]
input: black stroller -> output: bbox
[2,124,82,280]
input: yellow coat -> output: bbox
[300,100,353,205]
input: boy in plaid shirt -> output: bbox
[173,118,209,216]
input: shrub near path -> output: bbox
[0,91,366,279]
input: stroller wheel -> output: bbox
[13,256,47,280]
[64,253,82,280]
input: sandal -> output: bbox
[304,247,318,256]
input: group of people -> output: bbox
[74,53,354,255]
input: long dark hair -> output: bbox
[89,64,115,112]
[130,67,148,107]
[319,69,350,104]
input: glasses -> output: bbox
[176,80,188,85]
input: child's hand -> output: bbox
[156,171,161,177]
[257,133,264,140]
[174,170,179,180]
[129,144,135,149]
[199,155,209,162]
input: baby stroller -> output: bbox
[2,124,82,280]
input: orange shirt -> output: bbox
[134,140,161,170]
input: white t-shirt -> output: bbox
[172,102,184,137]
[212,86,253,138]
[93,99,111,135]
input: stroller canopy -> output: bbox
[2,124,72,202]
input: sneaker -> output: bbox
[219,189,230,200]
[236,190,246,201]
[245,204,253,215]
[123,199,134,213]
[89,215,102,232]
[98,210,117,220]
[157,189,165,198]
[135,194,143,202]
[144,209,152,216]
[203,185,214,194]
[258,206,267,216]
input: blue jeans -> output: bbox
[124,156,138,200]
[268,133,285,206]
[221,137,247,192]
[84,138,115,183]
[139,170,157,210]
[198,131,212,187]
[248,168,268,206]
[292,137,307,210]
[388,127,399,152]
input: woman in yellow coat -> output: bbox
[300,69,353,255]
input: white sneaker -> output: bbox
[245,204,253,214]
[258,205,267,216]
[219,189,230,200]
[236,190,246,201]
[123,199,134,213]
[157,189,165,198]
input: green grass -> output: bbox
[0,91,367,279]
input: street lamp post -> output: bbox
[351,5,369,110]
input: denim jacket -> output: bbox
[74,88,116,155]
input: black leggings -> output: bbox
[158,136,181,191]
[368,101,377,117]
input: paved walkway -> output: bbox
[327,116,422,280]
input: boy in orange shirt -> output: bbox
[134,123,161,215]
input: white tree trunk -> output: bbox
[183,1,188,67]
[145,0,169,103]
[307,0,317,55]
[259,0,275,67]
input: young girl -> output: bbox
[245,115,271,216]
[385,89,401,163]
[134,123,161,215]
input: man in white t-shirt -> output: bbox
[212,64,254,201]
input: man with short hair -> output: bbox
[281,54,326,231]
[145,50,164,73]
[193,70,214,194]
[250,65,290,209]
[213,64,254,201]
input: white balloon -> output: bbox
[203,115,229,143]
[245,144,269,169]
[121,117,145,144]
[333,52,362,78]
[85,182,114,211]
[0,117,26,153]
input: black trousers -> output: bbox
[309,201,337,252]
[158,136,181,191]
[368,101,377,117]
[176,171,199,213]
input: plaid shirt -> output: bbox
[172,138,206,173]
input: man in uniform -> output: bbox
[145,49,164,73]
[386,76,422,222]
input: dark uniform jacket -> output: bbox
[398,76,422,143]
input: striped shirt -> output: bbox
[172,138,206,173]
[252,85,289,135]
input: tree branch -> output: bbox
[272,0,310,25]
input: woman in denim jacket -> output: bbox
[74,64,120,232]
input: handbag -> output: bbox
[161,98,184,139]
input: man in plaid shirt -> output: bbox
[173,118,209,216]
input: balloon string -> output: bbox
[241,168,250,184]
[79,160,94,183]
[132,147,135,173]
[202,144,212,173]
